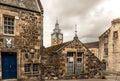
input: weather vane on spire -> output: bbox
[56,17,58,24]
[74,24,78,40]
[75,24,77,37]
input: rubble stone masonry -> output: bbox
[0,4,43,81]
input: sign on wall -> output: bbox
[4,38,14,48]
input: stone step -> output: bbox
[2,79,17,81]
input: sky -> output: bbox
[41,0,120,47]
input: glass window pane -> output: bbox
[67,52,73,57]
[24,64,31,73]
[3,16,14,35]
[77,52,83,57]
[75,63,82,74]
[33,64,39,72]
[67,63,74,74]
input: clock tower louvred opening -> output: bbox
[51,20,63,46]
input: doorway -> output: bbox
[2,52,17,79]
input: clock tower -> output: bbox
[51,20,63,46]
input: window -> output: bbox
[104,36,108,44]
[3,16,14,35]
[33,64,39,72]
[77,52,83,57]
[104,48,108,56]
[67,63,74,74]
[67,52,73,57]
[77,52,82,63]
[24,64,31,73]
[24,64,39,74]
[75,63,82,74]
[77,58,82,63]
[102,62,106,71]
[113,31,118,40]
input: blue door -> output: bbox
[2,52,17,79]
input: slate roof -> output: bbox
[0,0,43,12]
[84,41,99,48]
[45,40,93,54]
[45,41,71,54]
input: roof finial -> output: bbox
[74,24,78,40]
[75,24,78,37]
[55,18,59,29]
[56,17,58,24]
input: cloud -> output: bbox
[41,0,120,47]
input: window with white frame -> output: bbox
[75,63,82,74]
[67,52,73,57]
[67,52,74,62]
[76,52,83,74]
[67,63,74,74]
[3,16,15,35]
[67,52,74,74]
[77,52,83,63]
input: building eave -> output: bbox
[0,2,42,13]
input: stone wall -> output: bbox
[0,4,43,80]
[43,39,102,79]
[99,18,120,72]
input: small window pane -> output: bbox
[104,36,108,44]
[67,52,73,57]
[77,52,82,57]
[3,16,14,35]
[24,64,31,73]
[33,64,39,72]
[67,63,74,74]
[113,31,118,40]
[77,58,82,63]
[75,63,82,74]
[104,48,108,56]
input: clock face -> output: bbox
[58,34,62,39]
[52,34,56,39]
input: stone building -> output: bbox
[0,0,43,81]
[84,41,99,59]
[43,25,102,79]
[99,18,120,72]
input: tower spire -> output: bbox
[74,24,78,40]
[54,19,61,33]
[55,18,59,29]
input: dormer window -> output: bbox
[3,15,15,35]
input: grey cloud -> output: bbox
[41,0,113,46]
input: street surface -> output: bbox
[46,79,118,81]
[46,75,120,81]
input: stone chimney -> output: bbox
[112,18,120,25]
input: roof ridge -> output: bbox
[0,0,43,13]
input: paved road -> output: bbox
[46,79,118,81]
